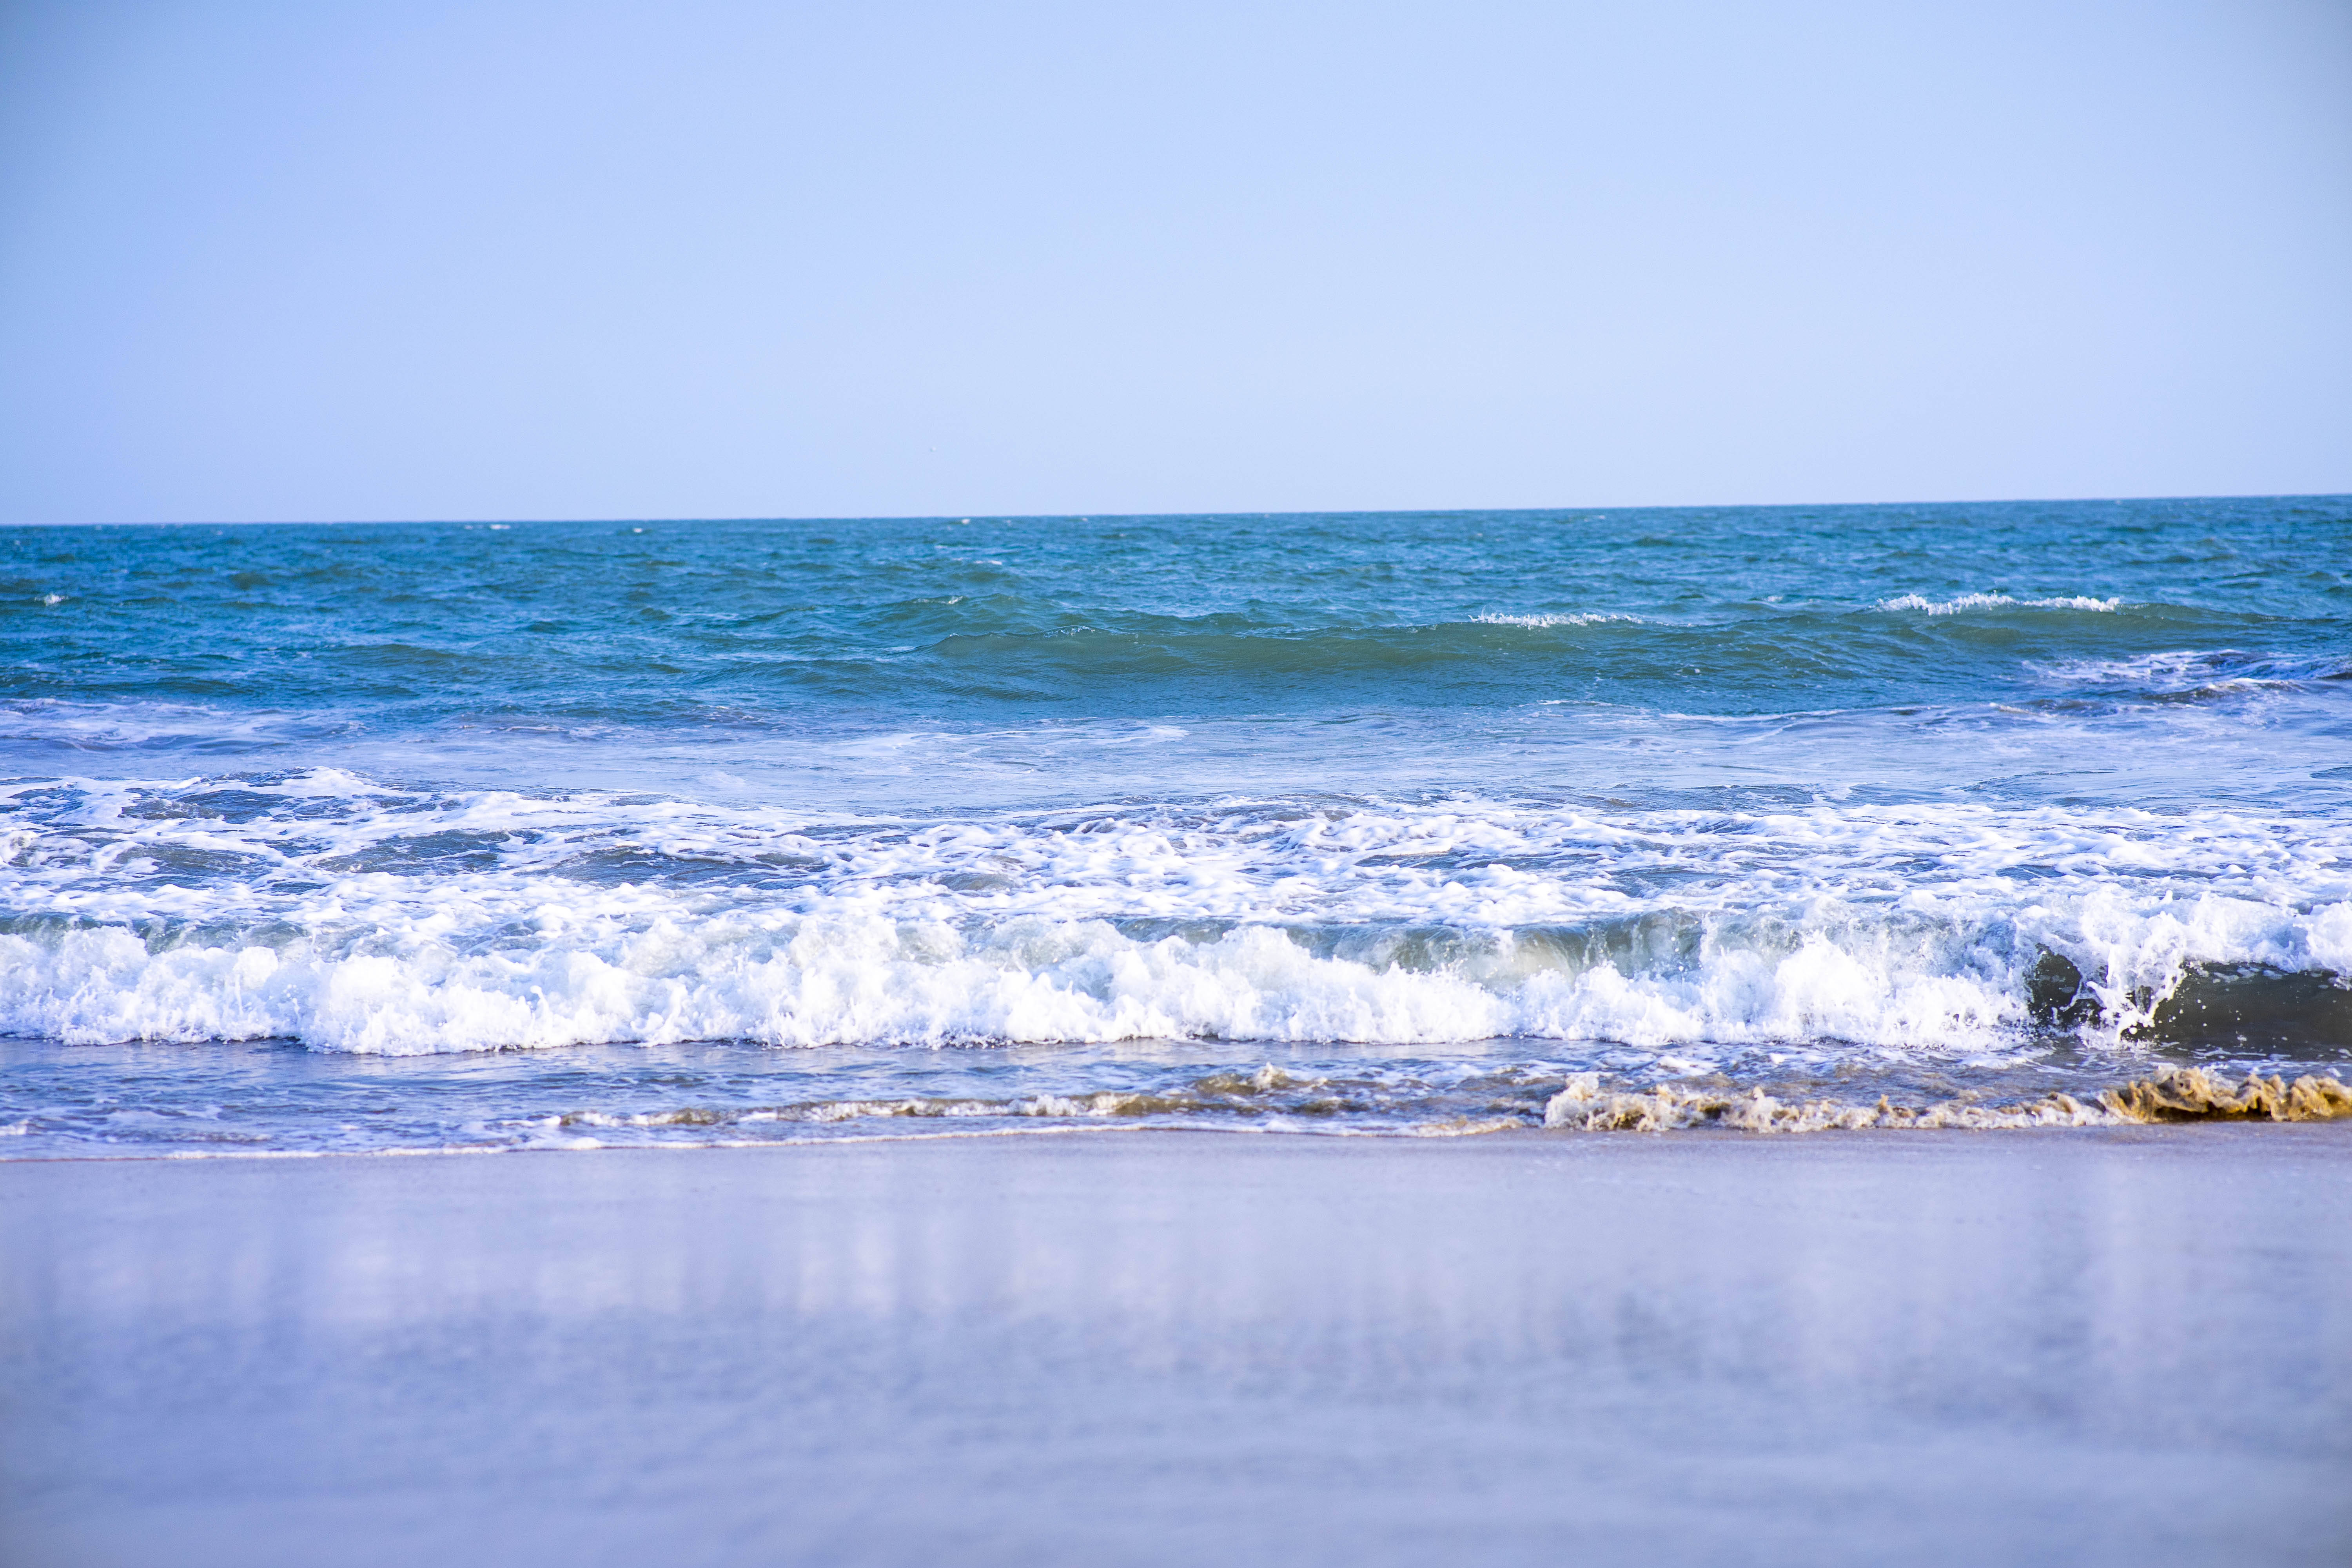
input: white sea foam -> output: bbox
[0,772,2346,1053]
[2036,650,2351,693]
[1876,593,2120,615]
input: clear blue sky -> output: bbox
[2,0,2346,523]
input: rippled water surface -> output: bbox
[3,498,2347,1153]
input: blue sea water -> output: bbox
[2,497,2348,1154]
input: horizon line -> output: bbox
[6,490,2349,529]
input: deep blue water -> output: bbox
[2,497,2347,1154]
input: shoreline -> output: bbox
[5,1047,2346,1166]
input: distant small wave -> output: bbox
[1470,612,1640,628]
[1876,593,2121,615]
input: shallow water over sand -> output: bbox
[4,1131,2348,1567]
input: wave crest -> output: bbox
[1470,612,1640,628]
[1876,593,2121,615]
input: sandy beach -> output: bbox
[5,1125,2348,1568]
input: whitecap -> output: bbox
[1875,593,2120,615]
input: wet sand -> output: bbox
[4,1125,2349,1567]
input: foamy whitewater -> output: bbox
[3,498,2347,1153]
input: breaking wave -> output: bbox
[1,772,2346,1056]
[1876,593,2122,615]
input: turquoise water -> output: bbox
[2,497,2347,1153]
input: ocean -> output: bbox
[2,496,2347,1156]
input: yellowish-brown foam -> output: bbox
[1543,1066,2352,1133]
[2098,1065,2352,1123]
